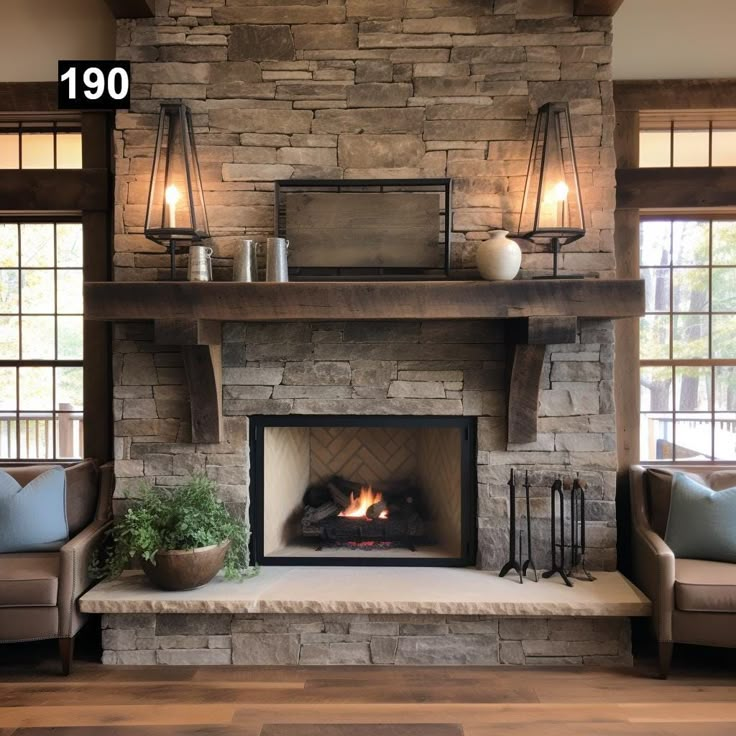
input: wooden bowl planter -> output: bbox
[141,541,230,591]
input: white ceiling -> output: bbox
[613,0,736,80]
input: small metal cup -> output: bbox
[233,239,259,282]
[188,245,213,282]
[265,237,289,282]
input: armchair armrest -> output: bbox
[57,518,112,637]
[630,465,675,642]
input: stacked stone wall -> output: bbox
[114,0,615,281]
[114,319,617,571]
[102,612,632,666]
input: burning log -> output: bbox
[339,485,388,519]
[302,484,331,508]
[326,479,350,509]
[336,476,363,493]
[304,476,365,509]
[301,474,428,550]
[301,501,340,537]
[302,521,321,537]
[366,501,387,520]
[303,501,340,522]
[384,484,420,509]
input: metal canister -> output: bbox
[187,245,213,282]
[265,237,289,282]
[233,239,259,282]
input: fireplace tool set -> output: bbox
[499,470,594,586]
[499,469,536,584]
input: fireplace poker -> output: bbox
[499,468,523,584]
[521,470,538,582]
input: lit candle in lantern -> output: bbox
[548,180,569,228]
[165,184,180,229]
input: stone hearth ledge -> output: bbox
[80,568,650,618]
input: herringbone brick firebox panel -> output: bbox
[309,426,417,487]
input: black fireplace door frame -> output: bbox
[248,414,477,567]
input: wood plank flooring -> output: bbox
[1,653,735,735]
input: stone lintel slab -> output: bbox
[81,568,650,617]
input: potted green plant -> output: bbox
[94,475,254,590]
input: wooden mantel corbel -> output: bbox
[506,317,578,446]
[154,319,223,444]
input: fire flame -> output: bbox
[338,485,388,519]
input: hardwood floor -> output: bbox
[1,645,735,736]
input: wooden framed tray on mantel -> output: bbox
[85,279,644,446]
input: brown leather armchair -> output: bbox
[0,460,113,674]
[630,465,736,677]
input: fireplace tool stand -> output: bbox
[542,477,572,587]
[521,470,538,582]
[569,475,596,582]
[499,469,523,584]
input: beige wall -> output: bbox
[613,0,736,80]
[0,0,115,82]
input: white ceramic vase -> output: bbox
[476,230,522,281]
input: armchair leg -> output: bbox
[59,636,75,676]
[658,641,673,679]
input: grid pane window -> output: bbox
[640,122,736,168]
[672,129,710,167]
[0,222,84,460]
[640,218,736,461]
[0,134,19,169]
[712,129,736,166]
[0,124,82,170]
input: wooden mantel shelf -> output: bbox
[85,279,643,322]
[86,280,644,445]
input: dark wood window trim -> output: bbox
[614,79,736,474]
[616,85,736,464]
[0,82,112,465]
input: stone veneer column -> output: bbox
[111,2,618,569]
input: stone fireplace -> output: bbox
[91,0,648,666]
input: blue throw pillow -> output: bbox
[0,467,69,553]
[0,469,20,496]
[665,472,736,563]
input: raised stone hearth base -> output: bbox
[86,569,648,666]
[101,613,632,667]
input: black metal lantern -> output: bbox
[144,103,209,279]
[517,102,585,279]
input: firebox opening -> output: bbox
[250,415,476,566]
